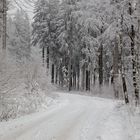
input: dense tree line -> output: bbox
[32,0,140,104]
[32,0,104,91]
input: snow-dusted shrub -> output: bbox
[0,57,51,121]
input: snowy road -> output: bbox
[0,92,130,140]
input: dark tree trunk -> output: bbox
[86,70,88,91]
[2,0,6,51]
[111,76,114,85]
[122,75,129,104]
[42,47,45,66]
[88,71,90,90]
[55,65,58,84]
[99,44,103,86]
[86,70,90,91]
[51,64,54,84]
[46,46,49,69]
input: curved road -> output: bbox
[0,93,130,140]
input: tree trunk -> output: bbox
[93,69,96,86]
[55,65,58,84]
[131,37,139,105]
[99,44,103,86]
[59,66,63,87]
[119,22,129,103]
[77,64,80,90]
[129,3,139,105]
[81,64,85,90]
[68,63,72,91]
[2,0,6,51]
[88,70,91,91]
[46,46,49,69]
[86,70,89,91]
[51,64,54,84]
[86,70,91,91]
[122,74,129,104]
[113,40,119,98]
[73,69,76,90]
[42,47,45,66]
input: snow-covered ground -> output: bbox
[0,92,138,140]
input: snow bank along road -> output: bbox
[0,92,130,140]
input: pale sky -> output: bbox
[8,0,35,20]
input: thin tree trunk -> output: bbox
[46,46,49,69]
[42,46,45,66]
[59,65,63,87]
[86,70,90,91]
[93,69,96,86]
[88,70,90,91]
[113,39,119,98]
[55,65,58,84]
[86,70,89,91]
[99,44,103,86]
[68,64,72,91]
[51,64,54,84]
[122,74,129,104]
[2,0,6,51]
[77,64,80,90]
[73,69,76,90]
[81,64,85,90]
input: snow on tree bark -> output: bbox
[129,2,139,105]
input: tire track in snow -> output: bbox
[0,93,130,140]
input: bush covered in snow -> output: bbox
[0,57,52,121]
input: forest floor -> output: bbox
[0,92,139,140]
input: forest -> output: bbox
[31,0,140,104]
[0,0,140,140]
